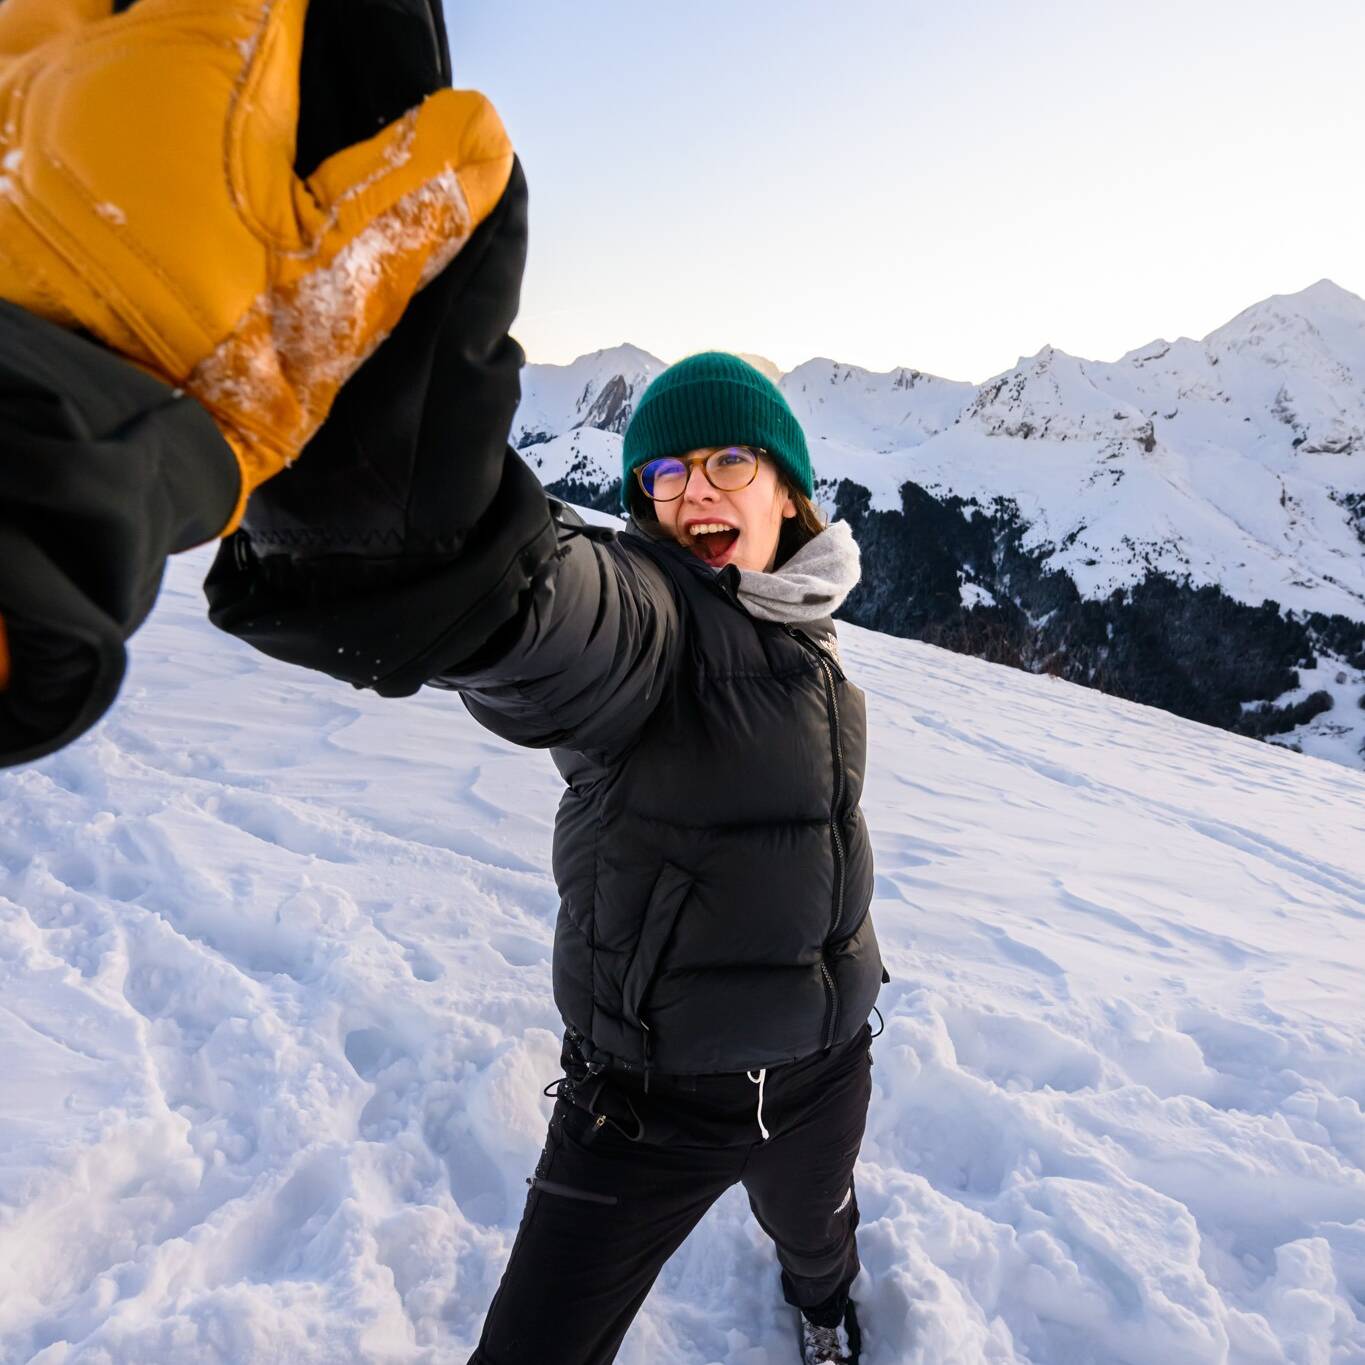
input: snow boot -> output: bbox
[796,1298,862,1364]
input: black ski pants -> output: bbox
[468,1024,873,1365]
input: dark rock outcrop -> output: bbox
[832,479,1357,742]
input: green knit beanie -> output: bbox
[620,352,812,511]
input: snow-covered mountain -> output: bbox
[3,548,1363,1363]
[512,281,1365,767]
[511,343,665,449]
[783,358,977,454]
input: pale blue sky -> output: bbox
[444,1,1365,381]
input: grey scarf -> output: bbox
[736,520,861,623]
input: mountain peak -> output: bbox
[582,342,666,369]
[988,343,1080,380]
[1206,279,1365,346]
[1288,278,1363,310]
[522,343,666,374]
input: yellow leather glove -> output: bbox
[0,0,515,535]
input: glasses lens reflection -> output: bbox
[641,447,758,501]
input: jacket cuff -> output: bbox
[205,445,557,695]
[0,302,239,766]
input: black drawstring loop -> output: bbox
[605,1094,646,1142]
[543,1040,607,1102]
[869,1005,885,1039]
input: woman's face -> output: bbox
[651,448,797,573]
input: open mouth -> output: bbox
[685,522,741,566]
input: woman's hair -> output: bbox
[773,482,826,566]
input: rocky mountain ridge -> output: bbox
[512,281,1365,767]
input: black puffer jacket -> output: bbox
[438,510,885,1075]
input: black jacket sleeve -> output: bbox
[203,447,559,697]
[436,513,681,755]
[0,302,239,767]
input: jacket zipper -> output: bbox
[716,571,850,1051]
[784,626,848,1049]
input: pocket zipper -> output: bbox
[526,1175,618,1206]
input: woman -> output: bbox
[444,353,886,1365]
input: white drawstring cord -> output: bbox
[746,1067,770,1141]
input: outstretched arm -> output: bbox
[438,512,681,756]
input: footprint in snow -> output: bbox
[212,791,359,865]
[343,1026,410,1081]
[486,930,552,969]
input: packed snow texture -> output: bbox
[2,548,1364,1364]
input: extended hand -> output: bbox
[0,0,514,534]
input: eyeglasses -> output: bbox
[635,446,763,502]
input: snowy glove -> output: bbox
[0,0,515,536]
[204,1,554,696]
[225,0,533,562]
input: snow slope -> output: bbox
[514,424,626,502]
[2,548,1364,1364]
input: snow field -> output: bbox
[850,640,1365,1363]
[1,547,1363,1363]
